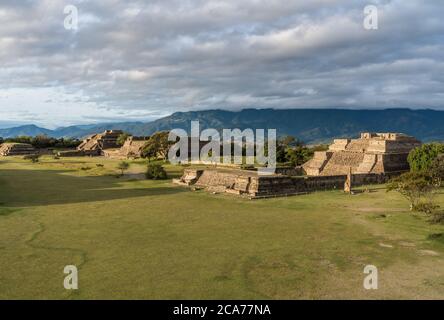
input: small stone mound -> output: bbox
[0,143,37,156]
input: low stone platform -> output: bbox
[0,143,37,156]
[174,168,396,199]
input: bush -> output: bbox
[414,201,440,214]
[387,172,435,211]
[23,154,40,163]
[429,213,444,224]
[117,133,130,146]
[5,135,81,149]
[117,161,130,176]
[146,163,167,180]
[408,143,444,172]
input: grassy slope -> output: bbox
[0,156,443,299]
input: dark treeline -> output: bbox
[0,135,81,149]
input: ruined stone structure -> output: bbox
[303,133,421,176]
[174,168,394,199]
[77,130,123,155]
[0,143,37,156]
[174,132,420,198]
[119,136,150,158]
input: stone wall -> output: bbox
[0,143,37,156]
[174,168,398,199]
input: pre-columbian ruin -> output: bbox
[2,1,443,301]
[303,133,421,176]
[175,133,422,198]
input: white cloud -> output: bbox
[0,0,443,127]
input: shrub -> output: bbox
[408,143,444,172]
[387,172,435,211]
[23,154,40,163]
[117,161,130,176]
[117,133,130,146]
[430,212,444,224]
[146,163,167,180]
[428,154,444,187]
[414,201,440,214]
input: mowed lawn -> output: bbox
[0,157,443,299]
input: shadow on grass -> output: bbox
[0,168,184,208]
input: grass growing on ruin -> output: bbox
[0,156,443,299]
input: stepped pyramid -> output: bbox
[303,132,421,176]
[0,143,37,156]
[77,130,123,155]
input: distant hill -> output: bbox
[2,109,444,143]
[0,125,54,138]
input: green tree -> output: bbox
[117,133,130,146]
[387,171,435,211]
[429,154,444,187]
[145,163,167,180]
[141,131,171,161]
[116,161,130,176]
[286,146,313,166]
[408,143,444,172]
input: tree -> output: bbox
[116,161,130,176]
[387,171,435,211]
[408,143,444,172]
[146,163,167,180]
[275,136,303,164]
[286,146,313,166]
[141,131,171,161]
[429,154,444,187]
[117,133,130,146]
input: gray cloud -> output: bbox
[0,0,443,126]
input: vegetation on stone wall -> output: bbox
[0,135,81,149]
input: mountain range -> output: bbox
[1,108,444,143]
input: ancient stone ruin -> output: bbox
[174,132,421,198]
[174,168,392,199]
[119,136,150,158]
[0,143,37,156]
[77,130,123,155]
[303,133,421,176]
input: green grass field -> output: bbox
[0,156,443,299]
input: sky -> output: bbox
[0,0,443,129]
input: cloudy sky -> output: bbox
[0,0,443,128]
